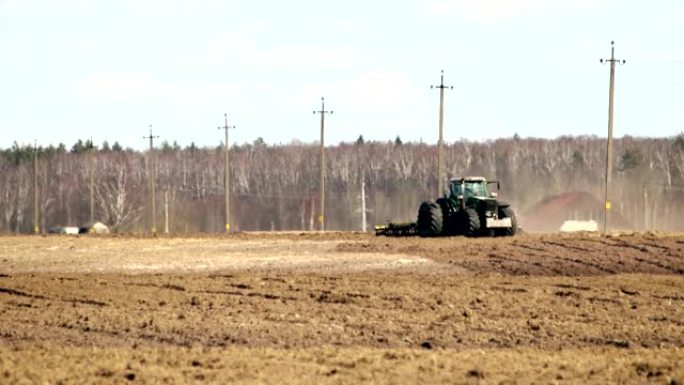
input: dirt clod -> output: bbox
[325,368,338,376]
[620,288,639,296]
[467,369,484,378]
[95,368,114,378]
[608,339,631,349]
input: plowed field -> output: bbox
[1,232,683,384]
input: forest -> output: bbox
[1,134,683,233]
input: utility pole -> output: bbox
[361,178,367,232]
[600,41,626,235]
[356,140,368,232]
[143,126,159,234]
[218,113,235,233]
[89,137,95,225]
[431,70,453,196]
[164,190,170,234]
[33,140,39,234]
[313,97,333,231]
[643,185,648,231]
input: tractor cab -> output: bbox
[448,177,499,204]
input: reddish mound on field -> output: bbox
[522,191,631,232]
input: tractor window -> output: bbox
[451,183,462,196]
[452,181,488,198]
[464,182,487,197]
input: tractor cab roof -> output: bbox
[449,176,487,183]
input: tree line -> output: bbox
[1,134,683,233]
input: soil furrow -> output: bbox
[0,287,48,300]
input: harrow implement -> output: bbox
[374,222,417,237]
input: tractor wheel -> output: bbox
[497,206,518,236]
[417,201,443,237]
[460,208,481,237]
[436,198,455,235]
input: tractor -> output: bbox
[375,176,517,237]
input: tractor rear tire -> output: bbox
[497,206,518,236]
[460,208,481,237]
[417,201,443,237]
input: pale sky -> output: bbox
[1,0,683,150]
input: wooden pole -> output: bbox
[143,126,159,234]
[89,138,95,225]
[314,97,332,231]
[164,190,169,234]
[218,114,235,233]
[600,41,626,235]
[33,140,39,234]
[432,70,453,196]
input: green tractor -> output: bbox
[417,177,517,237]
[375,176,517,237]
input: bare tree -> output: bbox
[95,157,144,231]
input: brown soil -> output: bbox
[1,232,683,384]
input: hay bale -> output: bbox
[90,222,110,234]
